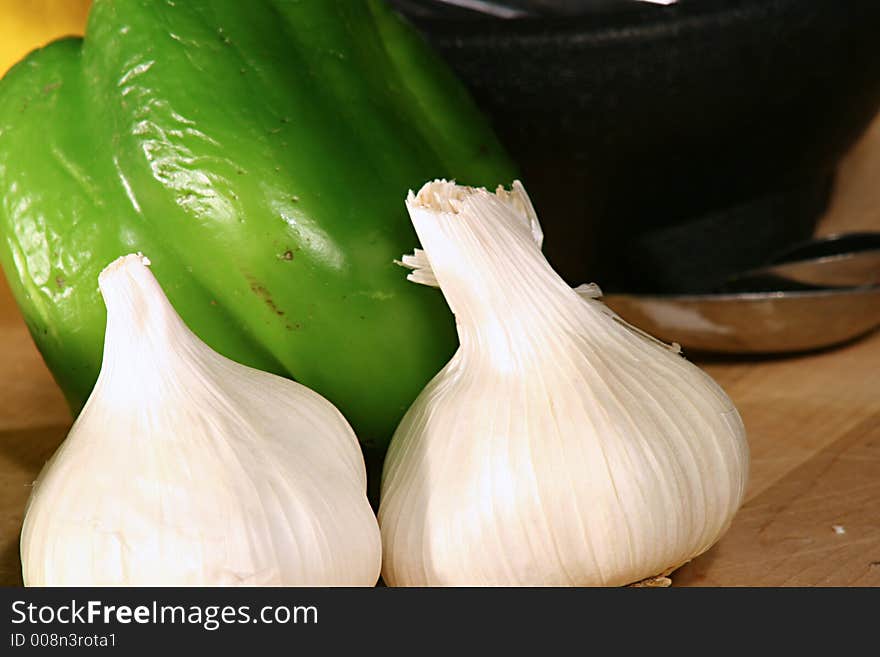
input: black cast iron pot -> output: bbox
[391,0,880,294]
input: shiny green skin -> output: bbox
[0,0,516,450]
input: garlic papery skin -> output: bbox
[20,254,381,587]
[379,181,749,587]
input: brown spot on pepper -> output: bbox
[247,276,285,317]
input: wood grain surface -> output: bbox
[1,114,879,587]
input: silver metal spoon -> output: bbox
[601,286,880,354]
[724,232,880,290]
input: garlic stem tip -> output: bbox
[97,253,156,302]
[99,251,151,276]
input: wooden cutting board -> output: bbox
[2,116,879,587]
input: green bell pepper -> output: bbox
[0,0,516,452]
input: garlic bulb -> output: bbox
[21,254,381,586]
[379,181,749,587]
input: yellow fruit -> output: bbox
[0,0,91,76]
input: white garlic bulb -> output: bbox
[380,181,749,587]
[21,254,381,586]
